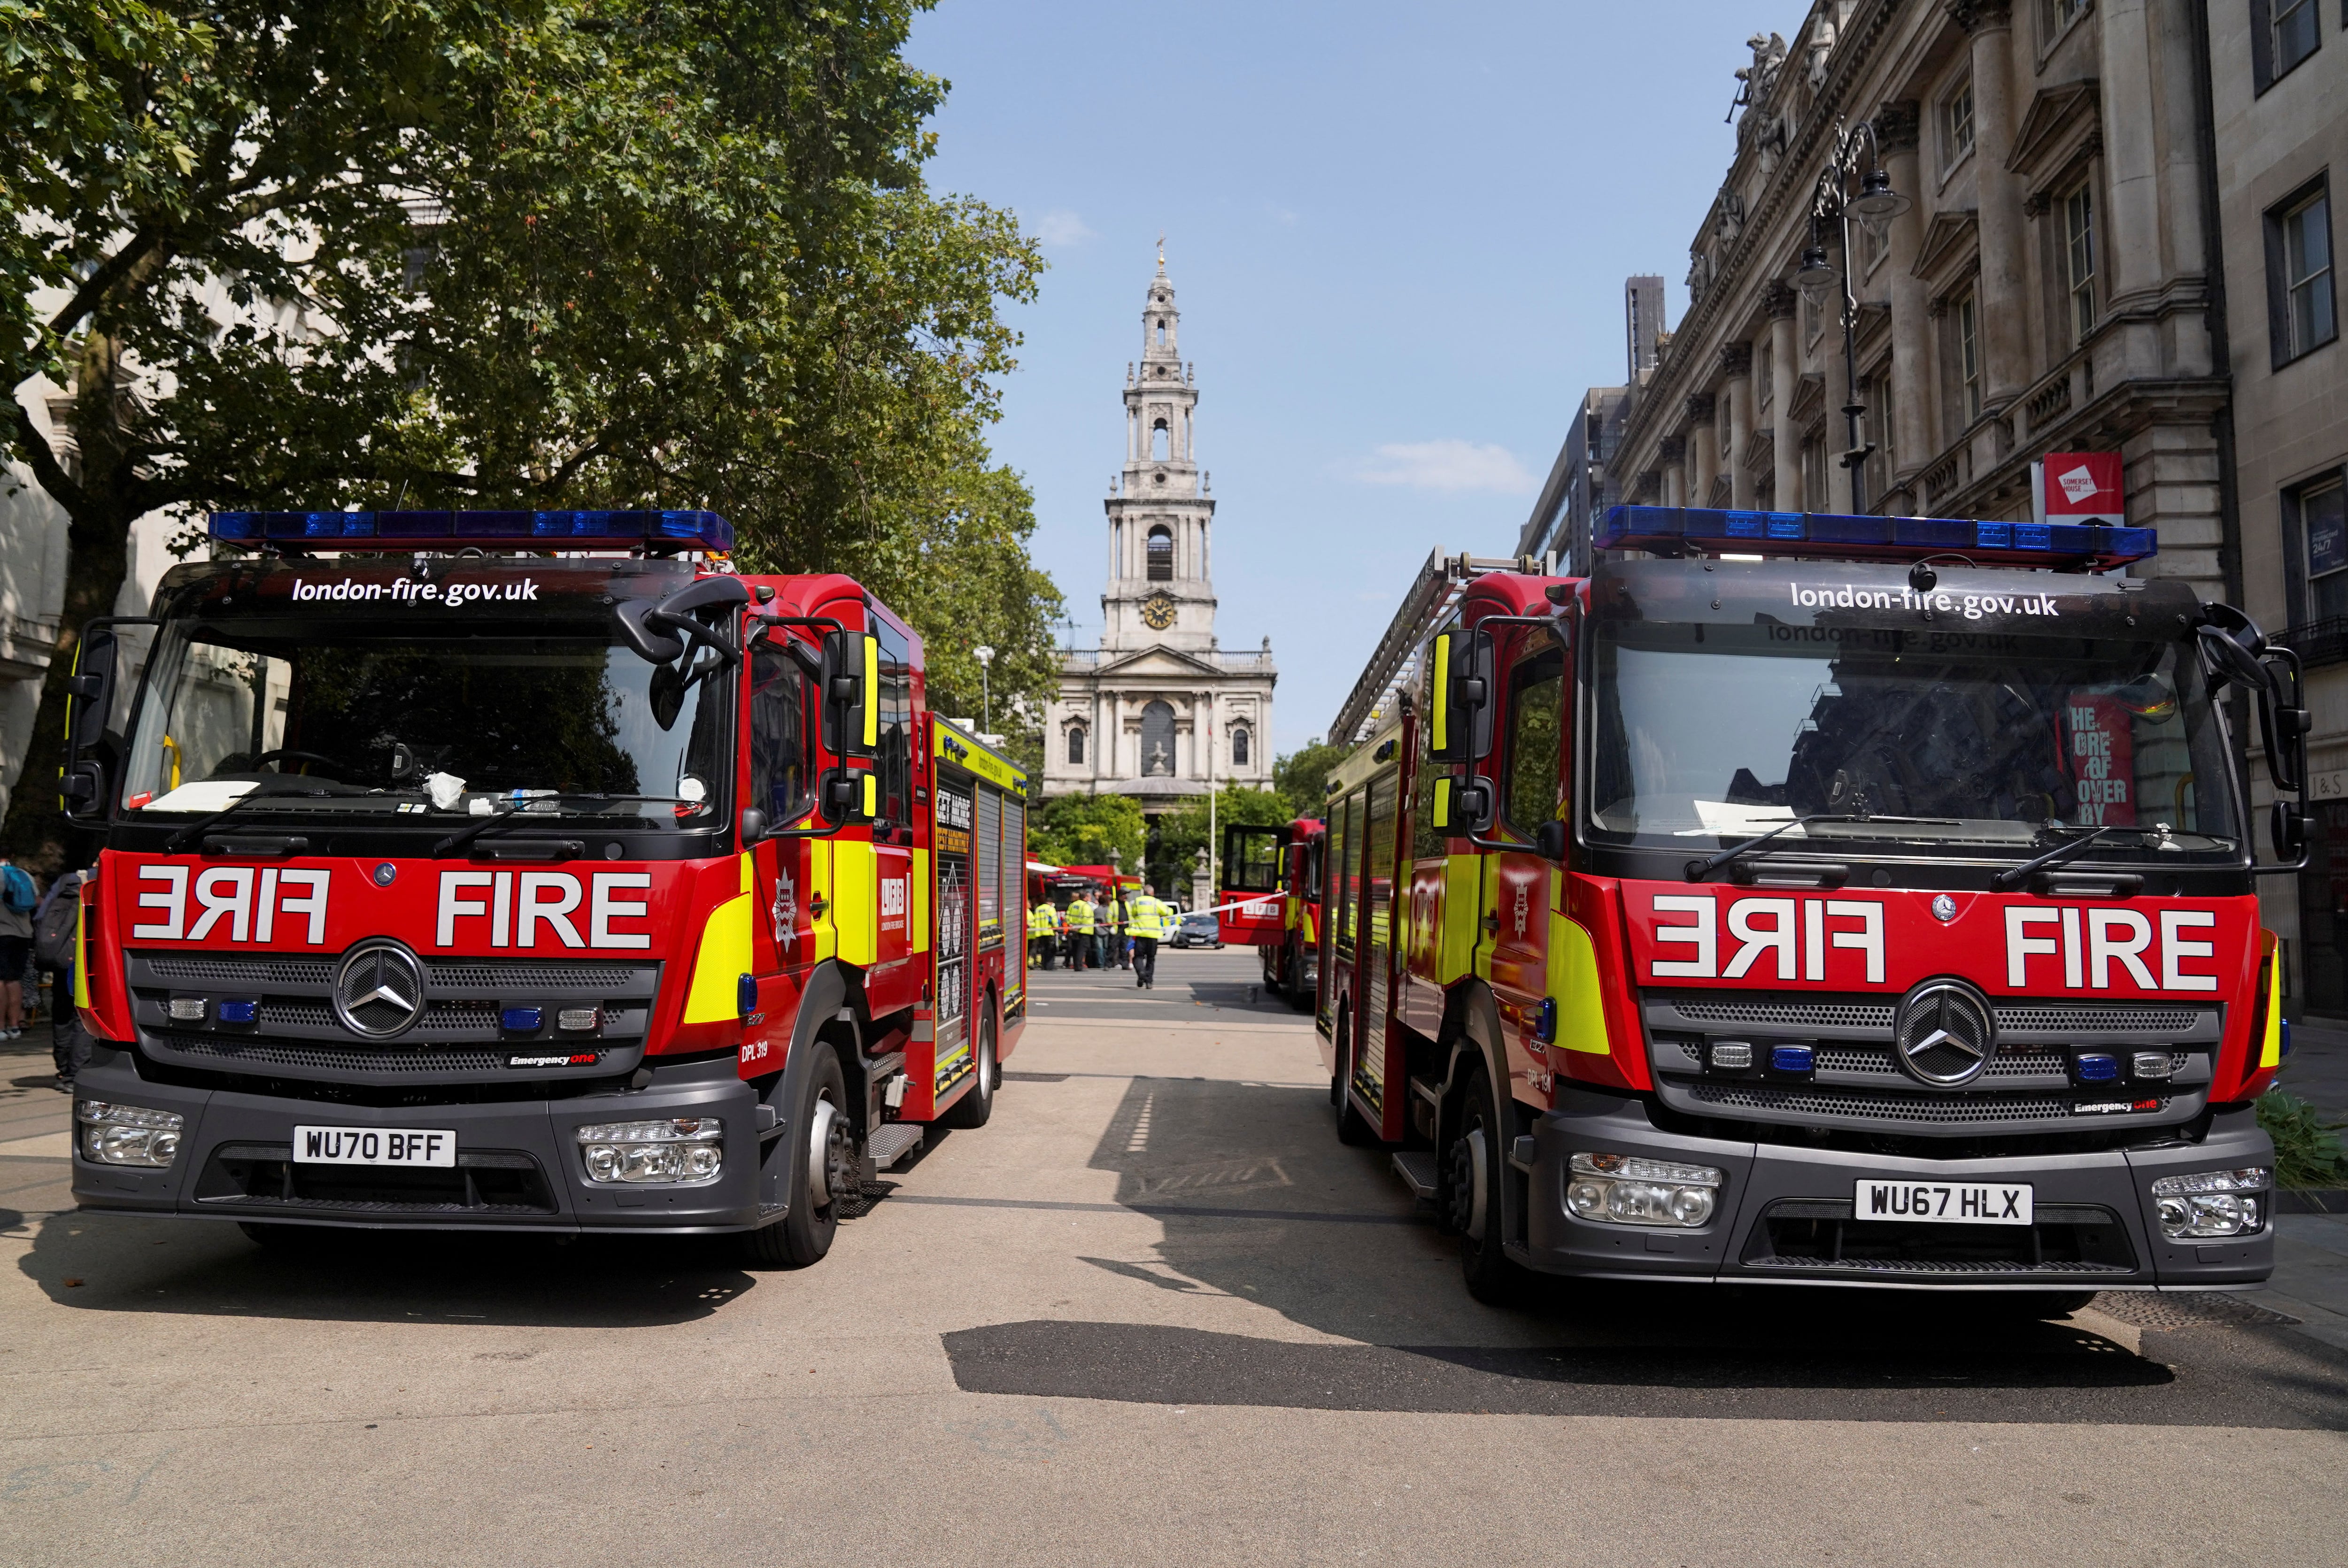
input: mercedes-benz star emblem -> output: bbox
[1931,893,1957,922]
[1892,979,1996,1086]
[333,940,425,1039]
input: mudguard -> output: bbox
[757,960,859,1212]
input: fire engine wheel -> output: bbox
[1452,1064,1528,1305]
[1334,1010,1375,1147]
[940,1007,997,1129]
[746,1050,853,1268]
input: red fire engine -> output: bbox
[1320,508,2304,1305]
[1220,819,1324,1008]
[60,508,1028,1267]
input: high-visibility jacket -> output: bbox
[1027,904,1054,939]
[1127,895,1174,940]
[1065,899,1095,934]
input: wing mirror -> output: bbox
[617,575,749,665]
[821,630,880,759]
[820,766,877,826]
[59,617,154,822]
[1425,629,1495,763]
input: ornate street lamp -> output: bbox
[973,644,994,734]
[1797,118,1911,515]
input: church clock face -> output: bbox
[1141,592,1178,631]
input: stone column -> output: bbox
[1876,100,1932,506]
[1954,1,2028,407]
[1686,395,1719,508]
[1766,283,1802,511]
[1659,437,1687,507]
[2098,0,2160,308]
[1722,342,1756,509]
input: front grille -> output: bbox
[423,961,646,992]
[255,999,502,1034]
[1673,999,1896,1029]
[194,1142,556,1213]
[143,953,336,987]
[1686,1081,2171,1125]
[160,1035,507,1074]
[1993,1004,2201,1034]
[1743,1199,2138,1275]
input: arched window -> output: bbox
[1146,525,1174,581]
[1141,701,1176,776]
[1151,420,1169,460]
[1230,725,1251,767]
[1067,725,1086,765]
[1155,318,1167,345]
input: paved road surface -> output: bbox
[4,948,2346,1565]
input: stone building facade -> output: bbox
[2212,1,2347,1012]
[1043,253,1277,807]
[1607,0,2232,602]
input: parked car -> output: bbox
[1169,911,1222,949]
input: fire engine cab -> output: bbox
[1220,818,1324,1009]
[59,508,1028,1267]
[1321,507,2307,1305]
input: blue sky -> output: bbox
[907,0,1810,752]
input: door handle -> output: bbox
[809,894,829,919]
[1482,912,1500,936]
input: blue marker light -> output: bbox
[1593,505,2155,569]
[1770,1044,1815,1074]
[501,1006,544,1032]
[208,509,735,554]
[217,999,259,1025]
[2073,1053,2121,1084]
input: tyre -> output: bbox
[1448,1063,1529,1305]
[940,1004,997,1129]
[743,1047,853,1268]
[1334,1008,1376,1147]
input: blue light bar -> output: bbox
[208,509,734,553]
[1595,505,2154,569]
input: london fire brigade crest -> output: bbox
[772,867,797,955]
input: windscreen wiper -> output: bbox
[1990,825,2117,891]
[1684,812,1960,882]
[162,777,343,852]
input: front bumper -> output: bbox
[1518,1087,2274,1290]
[69,1043,767,1234]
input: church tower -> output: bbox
[1043,244,1274,811]
[1103,246,1216,652]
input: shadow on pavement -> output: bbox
[16,1208,763,1328]
[935,1070,2348,1426]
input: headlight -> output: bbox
[2152,1167,2270,1239]
[76,1101,185,1168]
[1565,1151,1722,1229]
[575,1117,724,1185]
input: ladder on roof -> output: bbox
[1328,549,1553,746]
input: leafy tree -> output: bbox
[1272,738,1352,819]
[1,0,1056,852]
[1028,792,1144,873]
[1150,783,1290,899]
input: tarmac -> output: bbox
[2265,1018,2348,1351]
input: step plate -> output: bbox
[1391,1150,1438,1200]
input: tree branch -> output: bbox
[10,402,90,519]
[46,224,174,339]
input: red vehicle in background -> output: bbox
[1221,818,1324,1009]
[59,508,1028,1267]
[1318,511,2303,1306]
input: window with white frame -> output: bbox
[1956,292,1984,424]
[2268,179,2336,367]
[1943,81,1974,169]
[2062,183,2097,345]
[2290,474,2348,624]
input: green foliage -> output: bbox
[1028,793,1144,874]
[2258,1087,2348,1190]
[1150,784,1289,897]
[1273,738,1352,819]
[0,0,1062,851]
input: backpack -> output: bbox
[0,863,36,914]
[33,872,86,970]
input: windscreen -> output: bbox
[121,584,729,825]
[1587,621,2241,862]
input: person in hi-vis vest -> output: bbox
[1125,884,1173,990]
[1064,894,1095,971]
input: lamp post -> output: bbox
[1794,118,1911,516]
[973,645,994,735]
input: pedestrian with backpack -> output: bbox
[0,854,39,1040]
[33,868,89,1087]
